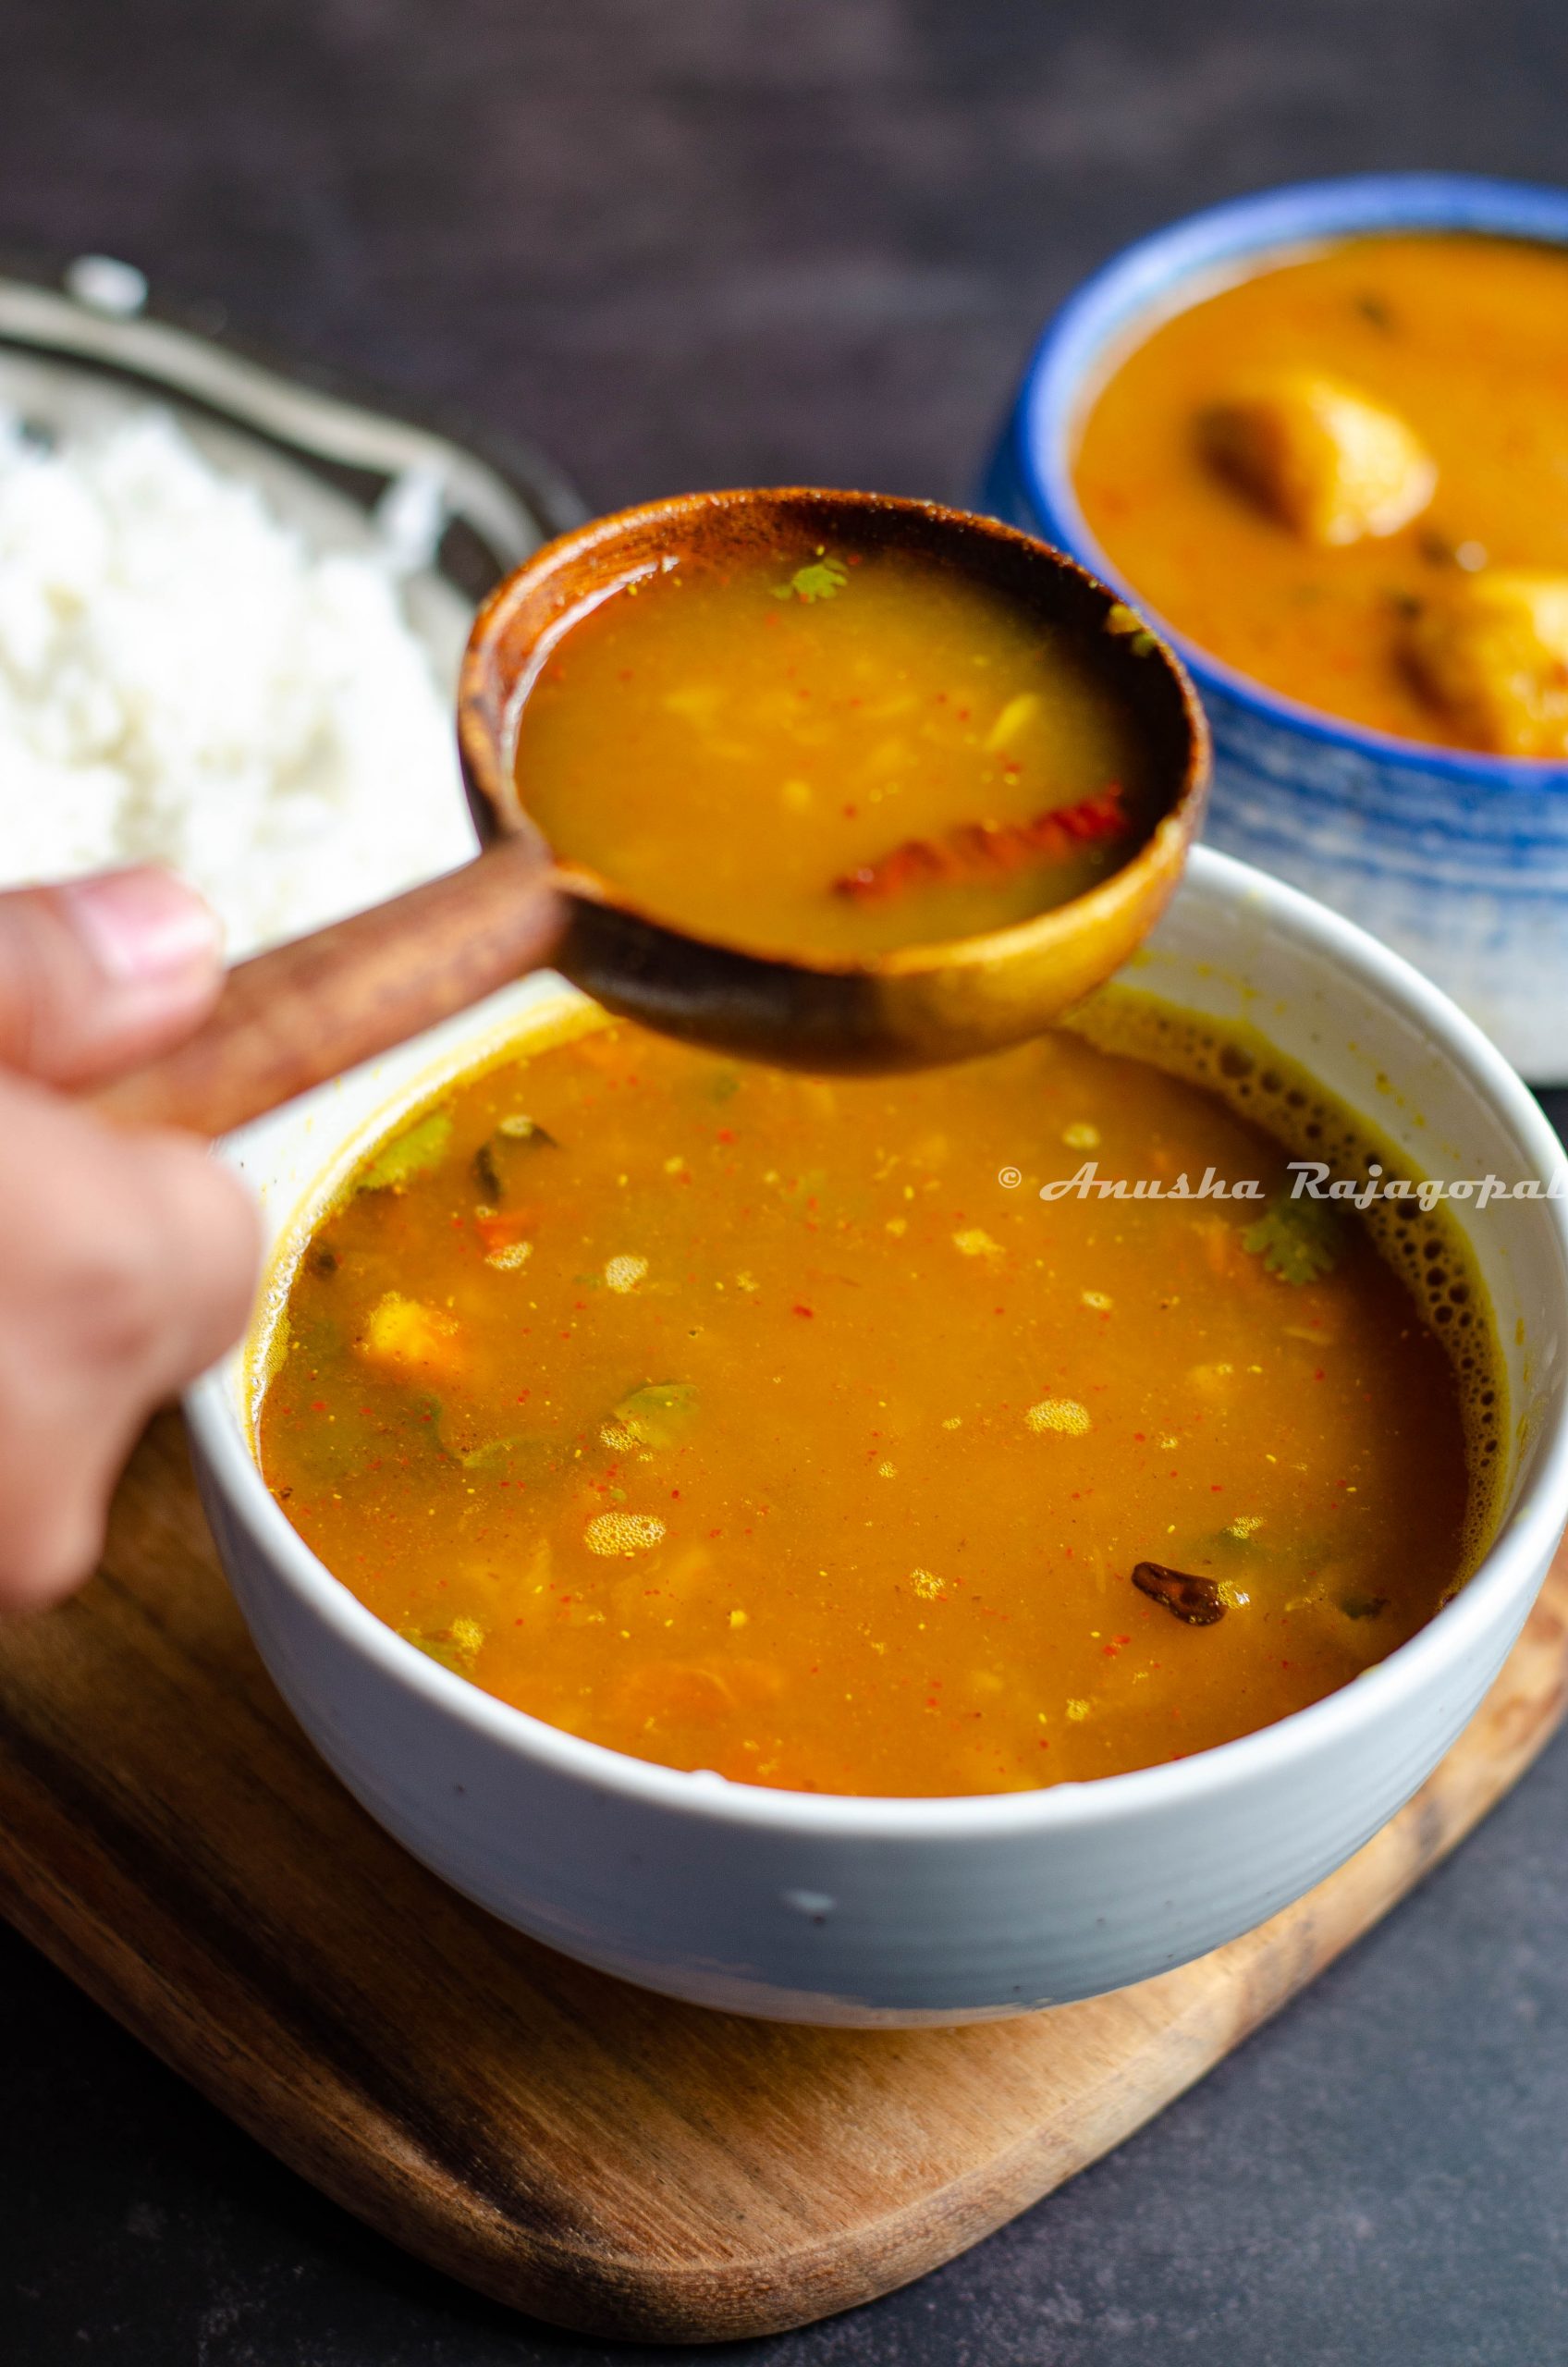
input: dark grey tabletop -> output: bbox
[3,4,1567,2360]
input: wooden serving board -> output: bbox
[1,1413,1563,2346]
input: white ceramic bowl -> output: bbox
[186,848,1568,2027]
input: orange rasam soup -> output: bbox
[1074,232,1568,755]
[254,1001,1501,1797]
[514,533,1159,958]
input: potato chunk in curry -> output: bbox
[357,1291,464,1379]
[1403,568,1568,758]
[1198,371,1436,548]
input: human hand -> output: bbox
[0,868,259,1610]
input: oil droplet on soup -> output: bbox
[512,543,1156,958]
[256,1009,1496,1798]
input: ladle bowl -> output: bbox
[91,489,1209,1137]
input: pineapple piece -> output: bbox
[1198,372,1436,546]
[357,1291,463,1377]
[1403,570,1568,757]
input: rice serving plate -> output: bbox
[0,249,583,759]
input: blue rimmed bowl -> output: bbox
[982,174,1568,1085]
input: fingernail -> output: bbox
[58,867,224,987]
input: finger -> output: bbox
[0,1427,129,1613]
[0,867,224,1088]
[0,1085,259,1613]
[120,1129,262,1394]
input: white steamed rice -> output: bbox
[0,406,475,954]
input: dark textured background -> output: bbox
[3,2,1567,2361]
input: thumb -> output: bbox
[0,868,225,1088]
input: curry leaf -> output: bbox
[436,1408,557,1481]
[457,1436,514,1474]
[357,1108,453,1194]
[611,1380,699,1450]
[1339,1591,1390,1621]
[474,1117,559,1204]
[473,1141,502,1201]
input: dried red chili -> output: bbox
[833,781,1128,903]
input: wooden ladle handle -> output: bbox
[85,835,571,1138]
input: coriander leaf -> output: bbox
[1105,600,1159,656]
[773,555,848,604]
[1243,1190,1341,1284]
[398,1618,484,1674]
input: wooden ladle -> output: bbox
[88,488,1208,1139]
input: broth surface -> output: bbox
[256,1009,1491,1797]
[514,543,1154,957]
[1074,232,1568,747]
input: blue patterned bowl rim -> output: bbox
[1014,172,1568,791]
